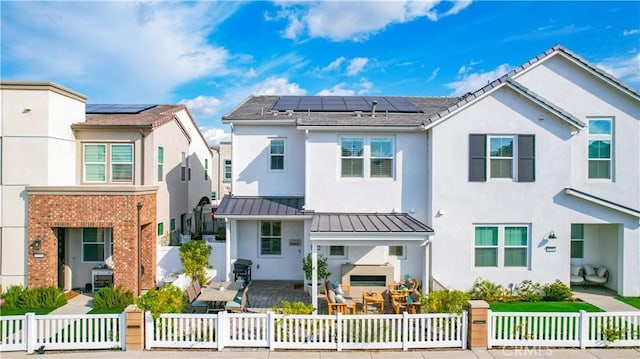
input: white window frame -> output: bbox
[110,144,134,182]
[328,245,347,259]
[473,224,530,269]
[488,135,516,179]
[388,245,406,260]
[570,223,584,259]
[259,221,282,256]
[181,152,187,182]
[82,228,106,263]
[83,144,107,183]
[204,158,209,180]
[339,136,395,179]
[269,138,286,171]
[157,146,164,182]
[587,117,613,181]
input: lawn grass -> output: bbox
[0,307,56,316]
[87,307,126,314]
[490,301,603,312]
[615,296,640,309]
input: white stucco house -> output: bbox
[216,45,639,310]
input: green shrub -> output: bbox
[543,280,573,301]
[135,285,185,319]
[516,280,543,302]
[3,285,26,309]
[470,278,509,302]
[179,240,212,286]
[271,300,314,315]
[93,286,134,310]
[422,290,470,314]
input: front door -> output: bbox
[57,228,66,290]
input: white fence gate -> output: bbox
[0,313,125,353]
[489,310,640,348]
[146,311,467,351]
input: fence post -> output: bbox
[119,312,127,351]
[461,311,468,349]
[144,312,153,350]
[467,300,490,349]
[579,310,587,349]
[267,311,275,351]
[402,311,409,351]
[125,305,145,350]
[217,311,226,351]
[336,312,342,352]
[25,313,36,354]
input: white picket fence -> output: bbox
[146,311,467,351]
[0,313,125,353]
[489,310,640,348]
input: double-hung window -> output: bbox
[341,138,364,177]
[370,138,393,177]
[83,143,133,183]
[260,221,281,256]
[469,134,535,182]
[474,225,529,268]
[83,228,105,262]
[223,160,232,181]
[588,118,613,179]
[84,144,106,182]
[570,224,584,259]
[269,139,285,170]
[204,159,209,180]
[181,152,186,181]
[157,147,164,182]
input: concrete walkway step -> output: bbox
[49,294,93,315]
[574,288,639,312]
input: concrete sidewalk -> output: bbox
[573,288,639,312]
[1,348,639,358]
[48,293,93,315]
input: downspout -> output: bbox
[136,202,143,295]
[139,129,146,185]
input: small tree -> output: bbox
[302,253,331,281]
[135,285,185,319]
[421,290,470,314]
[179,240,212,285]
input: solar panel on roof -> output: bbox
[86,104,156,114]
[271,96,422,113]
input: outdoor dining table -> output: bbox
[197,282,243,312]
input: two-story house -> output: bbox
[217,45,639,310]
[0,81,213,295]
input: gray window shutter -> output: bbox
[518,135,535,182]
[469,134,486,182]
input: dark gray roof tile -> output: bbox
[310,213,433,233]
[216,196,305,217]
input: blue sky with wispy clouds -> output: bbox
[2,1,638,144]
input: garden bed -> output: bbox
[489,301,603,312]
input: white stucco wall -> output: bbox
[234,220,305,280]
[305,131,428,219]
[429,83,639,295]
[232,125,305,196]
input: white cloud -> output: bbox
[316,83,355,96]
[595,53,640,87]
[427,68,440,82]
[251,76,307,95]
[274,1,472,42]
[180,96,223,118]
[245,68,258,79]
[347,57,369,76]
[623,29,639,36]
[200,127,231,146]
[446,64,513,96]
[1,1,241,102]
[323,56,346,71]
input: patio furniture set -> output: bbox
[570,264,609,287]
[324,278,423,314]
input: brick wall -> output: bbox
[27,193,156,295]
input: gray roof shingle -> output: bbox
[310,213,433,233]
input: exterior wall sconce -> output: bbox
[548,231,557,240]
[30,238,42,250]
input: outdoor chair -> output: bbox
[324,280,356,315]
[393,292,422,314]
[186,284,208,313]
[570,265,585,286]
[226,281,251,313]
[583,265,608,287]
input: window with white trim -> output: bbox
[82,228,105,262]
[474,225,529,268]
[83,143,133,183]
[328,246,346,258]
[469,134,535,182]
[340,136,394,178]
[388,245,406,259]
[204,158,209,180]
[570,224,584,259]
[157,146,164,182]
[588,118,613,179]
[269,139,285,170]
[181,152,186,181]
[157,222,164,237]
[489,136,514,179]
[260,221,281,256]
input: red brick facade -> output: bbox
[27,190,156,295]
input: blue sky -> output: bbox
[2,1,639,144]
